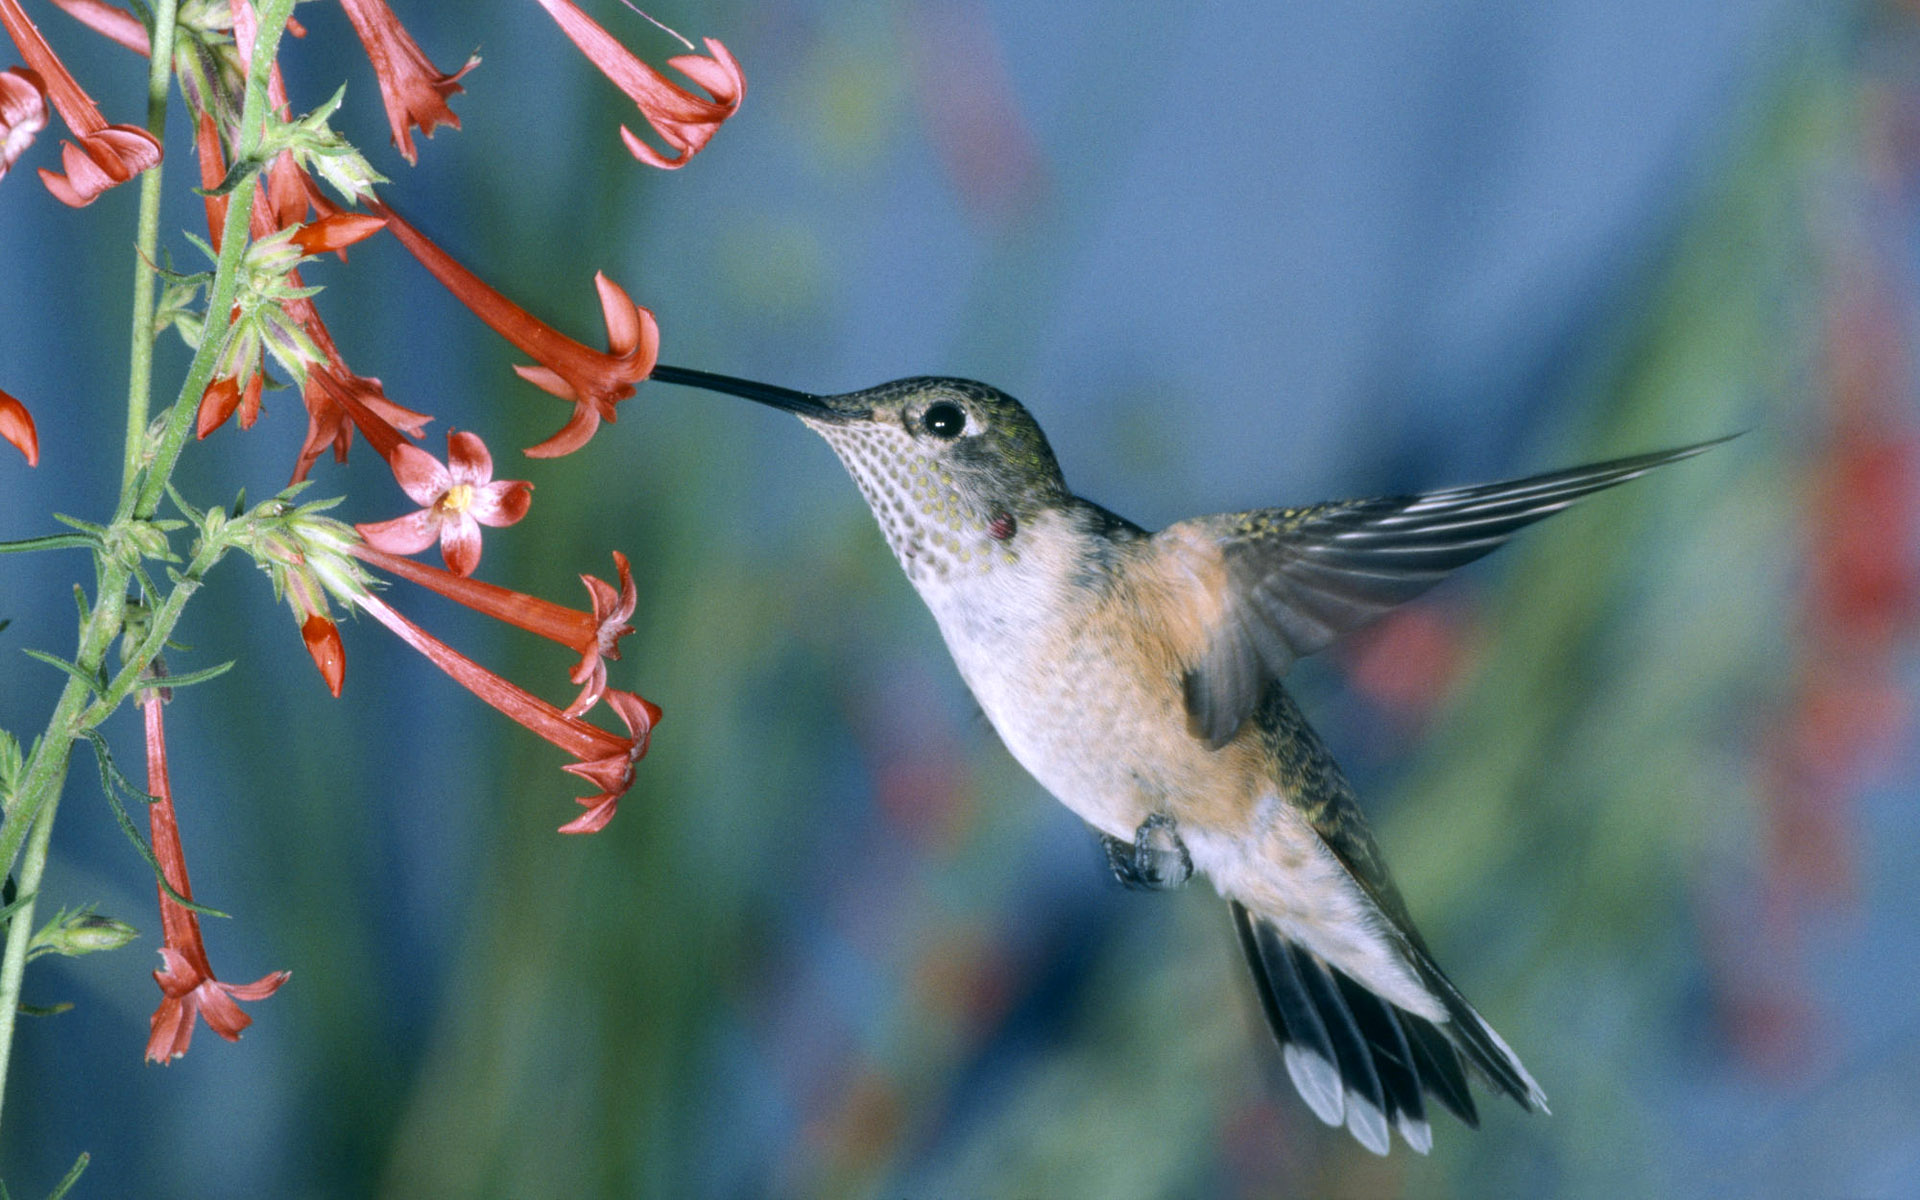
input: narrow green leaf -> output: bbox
[201,154,266,197]
[153,660,235,692]
[165,483,205,525]
[79,733,230,919]
[46,1152,90,1200]
[17,1003,74,1018]
[20,650,104,694]
[49,514,107,538]
[0,535,95,555]
[0,890,37,930]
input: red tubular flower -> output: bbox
[0,65,45,180]
[354,590,659,833]
[532,0,743,170]
[0,0,160,206]
[337,0,476,164]
[1,386,37,465]
[557,689,658,833]
[295,359,431,481]
[356,430,532,577]
[192,110,227,245]
[354,545,636,715]
[47,0,147,55]
[142,692,290,1063]
[370,201,659,457]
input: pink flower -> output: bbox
[0,0,160,206]
[356,430,532,577]
[0,385,36,466]
[371,201,659,457]
[142,692,289,1063]
[337,0,476,163]
[532,0,743,169]
[0,65,45,180]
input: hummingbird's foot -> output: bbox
[1104,812,1193,891]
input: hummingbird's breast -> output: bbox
[914,505,1268,843]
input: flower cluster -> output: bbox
[1,0,743,1065]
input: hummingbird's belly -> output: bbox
[944,620,1249,842]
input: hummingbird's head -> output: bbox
[649,366,1070,585]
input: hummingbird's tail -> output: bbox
[1230,901,1546,1155]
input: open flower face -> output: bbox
[356,431,532,577]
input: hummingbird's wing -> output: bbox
[1164,438,1727,747]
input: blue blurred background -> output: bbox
[2,0,1918,1195]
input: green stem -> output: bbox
[0,0,300,1145]
[82,536,232,728]
[0,769,65,1133]
[122,0,183,495]
[127,0,301,523]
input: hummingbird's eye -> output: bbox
[921,402,966,439]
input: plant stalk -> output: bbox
[121,0,184,495]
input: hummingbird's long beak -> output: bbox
[649,365,854,422]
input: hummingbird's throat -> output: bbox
[814,424,1019,586]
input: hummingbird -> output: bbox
[650,363,1721,1155]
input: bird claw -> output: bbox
[1104,812,1193,891]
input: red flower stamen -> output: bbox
[532,0,743,170]
[353,545,636,715]
[1,385,38,466]
[0,0,160,205]
[356,430,532,577]
[142,691,289,1063]
[370,200,659,457]
[353,590,659,832]
[337,0,476,164]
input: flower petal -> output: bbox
[146,993,194,1062]
[438,512,482,576]
[0,66,46,180]
[38,124,159,206]
[468,478,532,528]
[389,440,452,505]
[192,980,256,1041]
[222,969,292,1003]
[523,398,603,459]
[445,428,493,486]
[557,793,619,835]
[357,508,443,556]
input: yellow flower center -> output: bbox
[439,483,474,514]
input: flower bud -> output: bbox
[30,910,139,959]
